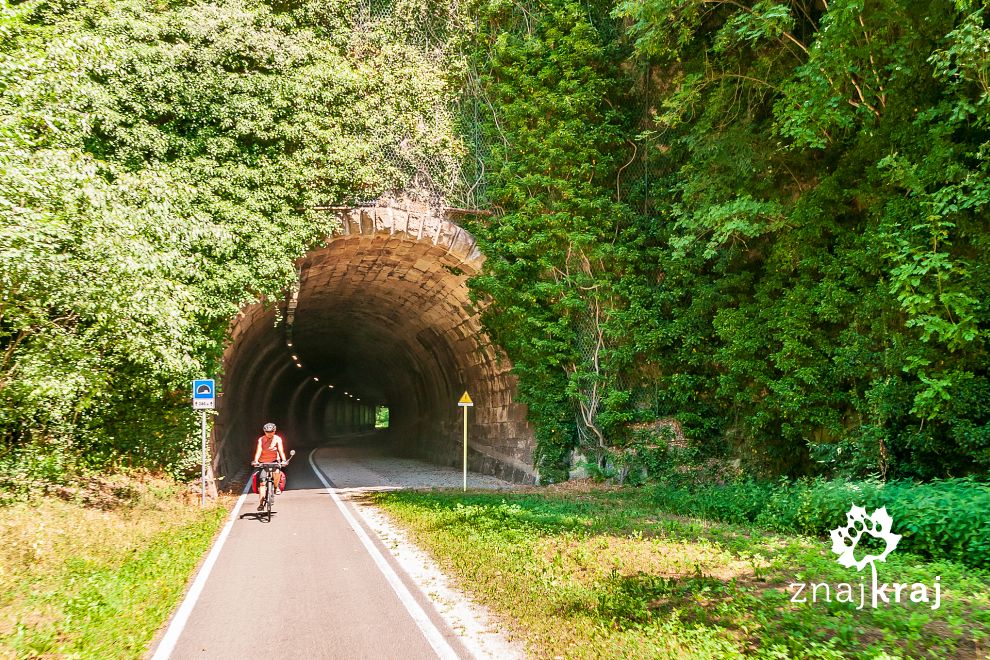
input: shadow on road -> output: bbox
[238,509,283,522]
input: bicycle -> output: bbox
[253,450,295,522]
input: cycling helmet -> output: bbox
[262,422,276,432]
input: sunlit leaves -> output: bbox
[0,0,467,474]
[931,7,990,101]
[467,0,638,481]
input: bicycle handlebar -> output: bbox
[252,450,295,470]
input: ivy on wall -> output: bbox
[3,0,989,484]
[466,0,990,482]
[464,0,653,482]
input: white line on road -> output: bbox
[308,449,461,660]
[150,483,250,660]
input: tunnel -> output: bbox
[212,206,537,485]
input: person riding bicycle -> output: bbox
[252,422,286,511]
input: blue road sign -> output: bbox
[193,379,215,409]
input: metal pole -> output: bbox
[462,405,468,492]
[201,410,207,506]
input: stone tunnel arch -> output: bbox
[213,206,536,484]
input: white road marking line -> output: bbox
[308,449,461,660]
[150,482,250,660]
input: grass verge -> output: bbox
[372,486,990,659]
[0,473,229,658]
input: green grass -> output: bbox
[0,475,229,658]
[372,487,990,659]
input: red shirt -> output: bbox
[256,434,284,463]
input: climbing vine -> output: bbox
[3,0,989,485]
[464,0,653,482]
[468,0,990,481]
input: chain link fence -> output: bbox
[346,0,657,213]
[352,0,652,212]
[342,0,476,210]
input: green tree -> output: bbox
[0,0,468,480]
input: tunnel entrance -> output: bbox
[214,206,536,485]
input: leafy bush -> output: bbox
[582,443,665,486]
[471,0,990,483]
[651,477,990,569]
[1,0,467,480]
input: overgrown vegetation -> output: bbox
[3,2,989,652]
[3,0,988,492]
[374,488,990,658]
[0,0,466,481]
[0,473,228,657]
[465,0,990,482]
[375,405,390,429]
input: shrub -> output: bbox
[650,477,990,569]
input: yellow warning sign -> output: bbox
[458,391,474,407]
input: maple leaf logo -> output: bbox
[829,505,901,571]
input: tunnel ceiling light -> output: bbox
[313,377,319,382]
[287,341,293,347]
[328,384,334,389]
[295,363,302,368]
[291,354,298,360]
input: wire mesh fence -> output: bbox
[344,0,657,215]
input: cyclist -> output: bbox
[252,422,287,511]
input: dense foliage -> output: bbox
[466,0,990,482]
[465,0,642,481]
[0,0,464,480]
[652,476,990,568]
[3,0,988,486]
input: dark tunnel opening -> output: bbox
[212,207,537,485]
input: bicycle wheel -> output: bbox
[265,479,273,521]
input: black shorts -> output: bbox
[253,468,282,492]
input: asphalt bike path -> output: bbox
[151,447,469,659]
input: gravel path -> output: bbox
[314,443,519,492]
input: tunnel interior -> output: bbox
[213,207,536,485]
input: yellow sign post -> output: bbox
[458,391,474,491]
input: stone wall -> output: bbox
[215,206,537,484]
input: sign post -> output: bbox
[192,379,216,506]
[458,391,474,492]
[200,412,206,506]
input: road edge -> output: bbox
[307,448,461,660]
[146,484,250,660]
